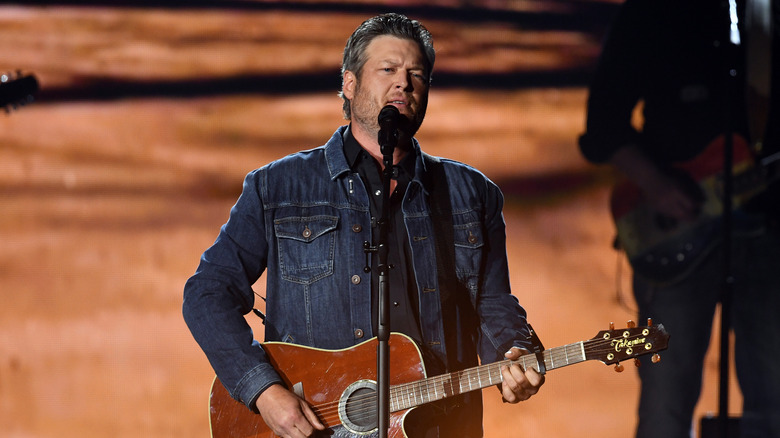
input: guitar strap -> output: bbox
[422,154,546,373]
[421,154,489,438]
[421,152,459,373]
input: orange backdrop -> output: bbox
[0,2,740,437]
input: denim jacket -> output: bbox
[183,126,531,412]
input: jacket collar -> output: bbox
[324,125,429,191]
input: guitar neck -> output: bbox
[390,341,585,412]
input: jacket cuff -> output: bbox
[234,362,284,413]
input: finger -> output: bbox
[267,408,311,438]
[294,423,313,438]
[292,423,312,438]
[300,400,326,430]
[500,364,527,403]
[499,365,516,402]
[503,347,528,360]
[671,188,703,218]
[275,419,306,438]
[525,368,546,388]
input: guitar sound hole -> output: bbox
[338,380,378,434]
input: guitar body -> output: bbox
[209,333,426,438]
[610,134,762,283]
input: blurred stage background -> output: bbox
[0,1,741,436]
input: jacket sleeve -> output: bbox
[474,177,532,364]
[182,168,283,411]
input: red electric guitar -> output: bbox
[208,322,669,438]
[610,134,780,284]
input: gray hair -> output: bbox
[339,13,435,119]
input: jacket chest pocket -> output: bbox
[454,221,484,278]
[274,215,338,284]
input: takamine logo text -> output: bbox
[611,337,646,353]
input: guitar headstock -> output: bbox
[584,319,669,371]
[1,71,39,113]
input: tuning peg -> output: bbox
[647,318,654,327]
[614,362,624,372]
[627,320,636,328]
[634,358,641,368]
[651,353,661,364]
[609,322,615,330]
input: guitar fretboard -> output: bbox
[389,341,586,411]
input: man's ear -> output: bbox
[342,70,356,100]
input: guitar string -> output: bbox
[306,365,505,425]
[304,336,658,426]
[227,336,662,429]
[309,352,595,425]
[308,336,655,424]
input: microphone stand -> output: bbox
[705,2,740,437]
[374,110,399,438]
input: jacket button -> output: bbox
[468,231,478,244]
[354,328,364,338]
[351,224,362,233]
[351,275,361,284]
[302,226,312,238]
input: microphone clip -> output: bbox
[377,105,401,157]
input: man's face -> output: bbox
[343,35,430,142]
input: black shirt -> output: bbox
[342,126,423,345]
[579,0,750,164]
[579,0,780,219]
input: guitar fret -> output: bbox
[454,371,463,394]
[520,355,531,373]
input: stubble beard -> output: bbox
[350,83,382,141]
[350,82,426,146]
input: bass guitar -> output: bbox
[209,322,669,438]
[610,134,780,284]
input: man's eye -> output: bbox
[412,73,428,82]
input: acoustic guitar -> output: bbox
[209,322,669,437]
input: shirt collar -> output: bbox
[343,124,417,180]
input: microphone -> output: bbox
[377,105,400,156]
